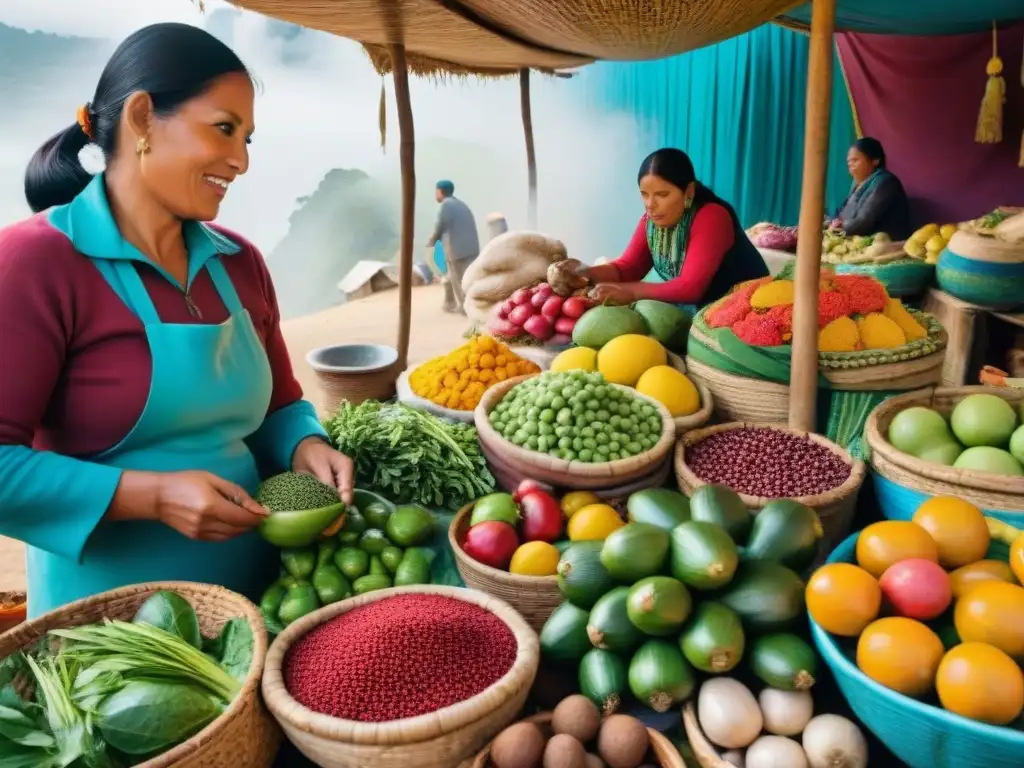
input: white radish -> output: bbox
[697,678,763,750]
[745,736,808,768]
[722,749,746,767]
[759,688,814,736]
[802,714,868,768]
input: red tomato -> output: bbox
[879,558,952,621]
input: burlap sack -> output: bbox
[462,231,568,323]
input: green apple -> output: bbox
[888,407,952,456]
[953,446,1024,476]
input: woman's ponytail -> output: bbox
[24,122,94,213]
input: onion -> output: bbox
[801,714,867,768]
[697,678,762,750]
[758,688,814,736]
[745,736,808,768]
[722,750,746,767]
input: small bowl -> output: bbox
[306,344,400,409]
[306,344,399,374]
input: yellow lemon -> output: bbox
[567,503,625,541]
[509,541,560,576]
[635,366,700,417]
[597,334,667,386]
[550,346,598,373]
[561,490,600,519]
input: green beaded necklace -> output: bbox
[646,204,696,280]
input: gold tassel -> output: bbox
[975,22,1005,144]
[378,79,386,153]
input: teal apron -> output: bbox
[26,256,279,617]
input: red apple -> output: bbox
[510,288,532,306]
[561,296,592,319]
[463,521,520,570]
[524,314,555,341]
[513,478,551,504]
[541,295,565,319]
[879,558,952,621]
[508,304,534,327]
[520,490,563,543]
[554,316,577,335]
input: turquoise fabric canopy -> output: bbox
[782,0,1024,35]
[572,24,856,229]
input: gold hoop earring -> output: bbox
[135,136,150,155]
[684,197,693,209]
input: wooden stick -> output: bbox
[390,43,416,371]
[520,68,538,229]
[788,0,836,432]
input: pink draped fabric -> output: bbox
[836,25,1024,226]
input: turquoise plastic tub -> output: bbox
[873,472,1024,527]
[936,247,1024,310]
[810,533,1024,768]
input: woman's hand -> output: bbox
[590,283,635,305]
[292,437,355,505]
[155,470,269,542]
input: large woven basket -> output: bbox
[675,423,866,557]
[682,703,741,768]
[262,585,539,768]
[469,712,688,768]
[834,259,935,298]
[864,385,1024,525]
[474,374,677,490]
[0,582,279,768]
[449,502,562,632]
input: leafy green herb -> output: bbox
[201,619,253,682]
[131,592,202,650]
[323,400,495,511]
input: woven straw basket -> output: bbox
[449,503,562,632]
[262,585,540,768]
[469,712,689,768]
[675,423,867,557]
[475,374,677,490]
[864,386,1024,524]
[0,582,279,768]
[682,703,736,768]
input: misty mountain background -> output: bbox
[0,10,645,319]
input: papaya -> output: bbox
[600,523,670,583]
[688,484,752,544]
[628,640,696,712]
[571,305,648,349]
[557,542,615,609]
[670,520,739,591]
[719,562,806,632]
[679,601,745,674]
[742,499,823,571]
[587,587,645,654]
[626,576,692,637]
[540,601,592,662]
[750,633,818,691]
[579,648,628,716]
[626,488,691,531]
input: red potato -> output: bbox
[508,304,535,327]
[524,314,555,341]
[879,558,952,621]
[519,490,563,542]
[554,316,577,335]
[531,291,548,309]
[548,334,572,346]
[561,296,591,319]
[510,288,532,306]
[497,305,510,320]
[535,282,554,296]
[542,295,565,319]
[487,318,520,338]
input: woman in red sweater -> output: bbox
[560,148,768,309]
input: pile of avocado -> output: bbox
[259,489,436,634]
[539,486,824,715]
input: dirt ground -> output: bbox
[0,284,468,593]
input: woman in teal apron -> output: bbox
[551,148,768,312]
[0,23,353,618]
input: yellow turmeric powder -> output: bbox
[409,335,540,410]
[857,313,907,350]
[751,279,796,309]
[819,316,861,353]
[882,298,927,341]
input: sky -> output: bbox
[0,0,209,37]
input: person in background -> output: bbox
[830,137,911,240]
[426,179,480,314]
[0,23,354,617]
[552,148,768,311]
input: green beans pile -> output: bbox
[489,371,663,462]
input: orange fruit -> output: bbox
[937,642,1024,725]
[806,563,881,636]
[948,560,1016,599]
[857,617,944,696]
[954,581,1024,658]
[912,497,990,569]
[1011,532,1024,585]
[855,521,939,578]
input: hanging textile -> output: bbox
[781,1,1024,36]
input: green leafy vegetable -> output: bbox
[202,619,254,683]
[132,592,202,650]
[323,400,494,510]
[95,680,220,756]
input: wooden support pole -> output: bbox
[390,43,416,371]
[520,68,538,229]
[788,0,836,432]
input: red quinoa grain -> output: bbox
[688,427,851,498]
[283,594,517,722]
